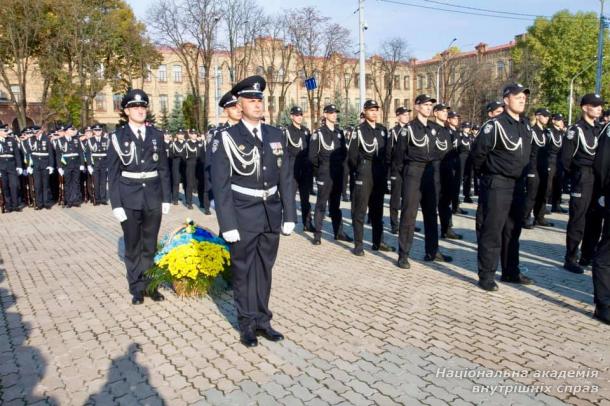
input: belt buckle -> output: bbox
[262,190,269,200]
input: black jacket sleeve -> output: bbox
[470,122,494,173]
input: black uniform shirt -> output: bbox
[0,137,22,171]
[285,124,310,159]
[471,111,532,179]
[544,126,564,163]
[562,118,600,170]
[348,121,387,170]
[309,124,346,169]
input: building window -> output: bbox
[300,97,308,112]
[158,65,167,82]
[394,98,400,111]
[497,60,506,78]
[404,76,410,90]
[95,93,106,111]
[175,93,183,106]
[416,75,423,90]
[394,75,401,90]
[10,85,21,102]
[404,99,410,110]
[426,73,433,89]
[173,64,182,83]
[159,94,168,111]
[365,74,372,90]
[354,74,360,88]
[145,64,152,82]
[199,65,206,82]
[112,94,122,112]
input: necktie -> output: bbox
[253,128,260,141]
[137,129,142,141]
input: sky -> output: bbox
[125,0,597,59]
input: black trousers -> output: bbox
[229,229,279,332]
[351,163,385,249]
[33,168,52,208]
[93,167,108,202]
[63,166,82,205]
[185,158,197,205]
[552,163,565,209]
[289,155,313,226]
[196,160,210,209]
[456,153,468,204]
[439,158,457,234]
[565,167,596,263]
[0,170,20,210]
[580,187,604,263]
[523,171,539,222]
[171,158,184,202]
[389,174,402,231]
[593,216,610,308]
[463,155,477,198]
[121,207,162,295]
[342,160,350,198]
[398,162,439,259]
[476,174,524,280]
[313,164,344,238]
[533,164,556,222]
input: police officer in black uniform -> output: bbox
[86,124,110,205]
[456,121,472,206]
[0,124,23,212]
[108,89,171,304]
[533,112,563,225]
[348,99,394,256]
[471,83,534,291]
[562,93,605,274]
[26,126,55,210]
[550,114,568,213]
[211,76,296,347]
[392,94,453,269]
[388,106,411,234]
[523,108,550,228]
[434,105,463,240]
[284,106,315,232]
[309,104,353,245]
[184,129,200,209]
[170,129,187,204]
[56,125,85,207]
[592,117,610,324]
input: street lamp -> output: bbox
[436,38,457,102]
[569,57,600,125]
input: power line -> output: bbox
[377,0,537,21]
[421,0,549,18]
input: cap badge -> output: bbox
[253,82,260,91]
[135,94,142,101]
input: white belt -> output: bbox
[91,153,107,157]
[32,152,49,156]
[231,184,277,200]
[0,154,13,158]
[121,170,158,179]
[63,153,78,157]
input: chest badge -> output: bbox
[152,153,159,162]
[277,157,282,167]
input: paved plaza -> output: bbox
[0,196,609,405]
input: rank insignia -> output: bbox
[277,157,282,167]
[212,139,219,153]
[567,130,575,140]
[483,123,493,134]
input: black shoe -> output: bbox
[304,224,316,233]
[93,202,100,206]
[478,279,499,291]
[45,205,52,210]
[172,201,179,205]
[452,208,467,215]
[464,197,473,203]
[545,208,551,215]
[578,257,592,268]
[13,207,22,212]
[187,204,193,210]
[352,247,365,256]
[256,326,284,342]
[342,194,350,202]
[204,209,211,215]
[442,229,463,240]
[335,233,353,242]
[35,206,43,210]
[522,220,534,229]
[424,252,453,262]
[372,242,396,252]
[563,261,584,274]
[100,201,109,205]
[312,236,321,245]
[240,328,258,348]
[500,274,533,285]
[397,257,410,269]
[390,227,398,235]
[65,204,72,208]
[131,294,144,305]
[145,290,165,302]
[552,206,568,214]
[593,306,610,325]
[535,219,554,227]
[414,226,421,232]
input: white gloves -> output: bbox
[79,165,85,171]
[16,168,22,176]
[222,229,241,243]
[599,196,606,208]
[282,222,295,235]
[112,207,128,222]
[47,167,54,175]
[87,165,93,175]
[58,168,64,176]
[162,202,170,214]
[27,167,33,175]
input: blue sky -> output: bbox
[126,0,597,59]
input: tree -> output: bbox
[512,11,610,115]
[286,7,351,126]
[168,95,185,132]
[369,38,410,126]
[159,105,169,129]
[182,94,198,129]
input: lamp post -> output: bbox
[436,38,457,102]
[569,58,599,125]
[595,0,606,93]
